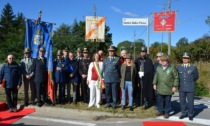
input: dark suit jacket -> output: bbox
[103,56,121,83]
[53,59,69,83]
[68,59,79,82]
[177,64,199,92]
[0,62,22,88]
[79,58,91,76]
[33,57,48,83]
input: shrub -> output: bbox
[195,83,209,96]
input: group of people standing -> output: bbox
[0,45,199,121]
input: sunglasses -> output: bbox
[156,56,161,58]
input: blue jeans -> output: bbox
[122,81,133,106]
[157,94,172,114]
[67,82,78,102]
[105,82,118,108]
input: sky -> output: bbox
[0,0,210,47]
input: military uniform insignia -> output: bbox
[62,64,64,67]
[188,70,192,74]
[34,30,43,45]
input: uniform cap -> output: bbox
[56,50,62,56]
[108,46,116,51]
[140,46,147,52]
[39,47,45,52]
[83,48,89,53]
[182,52,190,58]
[24,48,31,53]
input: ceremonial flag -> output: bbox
[154,11,176,32]
[25,19,54,102]
[85,16,105,42]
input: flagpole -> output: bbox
[25,10,56,25]
[93,5,98,53]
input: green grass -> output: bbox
[0,87,157,118]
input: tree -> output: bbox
[176,37,189,47]
[205,16,210,33]
[0,3,25,62]
[116,39,145,59]
[0,3,16,36]
[151,41,161,48]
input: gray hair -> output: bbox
[121,50,127,55]
[156,52,163,56]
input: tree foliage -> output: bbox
[0,3,25,62]
[176,37,189,47]
[116,39,145,59]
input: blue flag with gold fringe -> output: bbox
[25,19,54,102]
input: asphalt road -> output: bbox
[11,92,210,126]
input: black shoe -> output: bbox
[32,101,36,105]
[164,113,169,119]
[24,102,29,107]
[144,105,149,110]
[8,108,13,112]
[179,115,187,119]
[105,104,111,108]
[13,108,17,112]
[38,103,42,107]
[129,106,133,111]
[189,117,193,121]
[122,105,126,110]
[112,106,116,109]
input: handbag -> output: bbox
[1,79,5,88]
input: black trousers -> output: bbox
[35,81,47,104]
[77,76,82,101]
[24,79,36,103]
[5,88,18,109]
[81,78,89,103]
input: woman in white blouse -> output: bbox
[87,53,103,108]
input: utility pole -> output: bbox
[168,0,171,55]
[134,30,136,60]
[147,18,150,55]
[93,5,98,52]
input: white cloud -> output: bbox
[124,12,139,17]
[111,6,123,14]
[111,6,139,17]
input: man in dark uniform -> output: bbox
[135,46,154,109]
[32,47,48,107]
[62,47,69,61]
[79,48,91,103]
[177,52,199,121]
[20,48,35,106]
[75,48,83,101]
[103,46,121,109]
[53,50,69,104]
